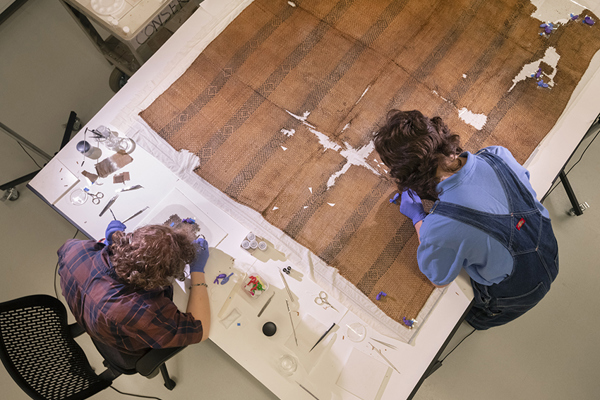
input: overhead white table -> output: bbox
[28,116,471,400]
[28,0,600,398]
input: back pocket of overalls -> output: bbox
[495,281,548,311]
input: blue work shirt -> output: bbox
[417,146,549,286]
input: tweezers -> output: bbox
[286,299,298,346]
[369,337,397,350]
[257,292,275,317]
[369,342,400,374]
[122,206,149,223]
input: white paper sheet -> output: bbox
[30,159,80,205]
[336,348,392,400]
[284,313,336,373]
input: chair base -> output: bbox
[160,364,176,390]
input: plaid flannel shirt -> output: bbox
[58,239,202,356]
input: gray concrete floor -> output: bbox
[1,1,599,399]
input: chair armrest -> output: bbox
[69,323,86,338]
[136,346,186,377]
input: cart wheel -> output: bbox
[109,68,130,93]
[1,188,20,202]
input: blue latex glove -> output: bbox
[400,190,427,225]
[104,220,126,245]
[190,237,210,273]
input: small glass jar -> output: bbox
[70,189,88,205]
[277,354,298,376]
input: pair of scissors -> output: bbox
[314,291,339,312]
[84,189,104,205]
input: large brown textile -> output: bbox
[141,0,600,324]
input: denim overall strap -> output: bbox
[430,150,543,256]
[476,150,538,213]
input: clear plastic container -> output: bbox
[346,323,366,342]
[241,273,268,298]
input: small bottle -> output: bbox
[258,241,267,251]
[241,240,251,250]
[246,232,256,241]
[76,141,96,157]
[249,240,258,249]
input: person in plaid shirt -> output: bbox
[58,222,211,369]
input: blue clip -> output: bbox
[220,273,234,285]
[376,291,387,301]
[402,317,416,328]
[213,273,227,284]
[389,193,400,205]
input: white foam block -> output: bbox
[136,187,228,246]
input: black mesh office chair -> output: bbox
[91,335,184,390]
[0,295,183,400]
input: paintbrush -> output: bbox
[296,382,319,399]
[309,322,335,352]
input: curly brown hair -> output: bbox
[374,109,463,199]
[109,225,196,291]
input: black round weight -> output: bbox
[262,321,277,337]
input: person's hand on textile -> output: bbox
[190,238,210,273]
[400,190,427,226]
[104,220,126,246]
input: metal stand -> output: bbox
[0,112,80,200]
[559,170,589,216]
[407,300,474,399]
[542,113,599,216]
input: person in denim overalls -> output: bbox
[374,110,559,330]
